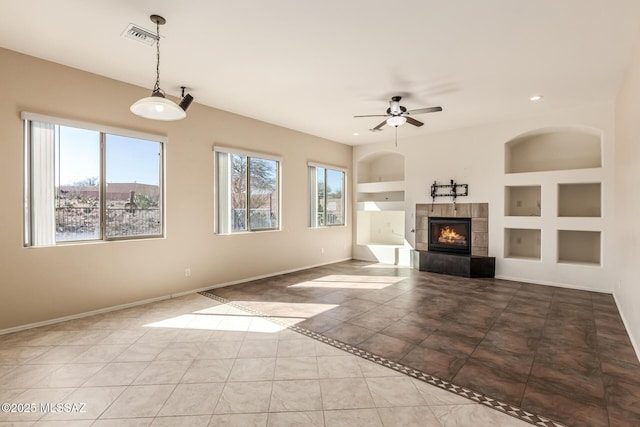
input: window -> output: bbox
[23,113,164,246]
[309,164,346,227]
[216,147,280,233]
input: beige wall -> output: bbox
[0,48,352,331]
[614,34,640,357]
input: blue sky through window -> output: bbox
[106,134,160,185]
[326,169,343,195]
[57,126,161,186]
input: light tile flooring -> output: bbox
[0,293,531,426]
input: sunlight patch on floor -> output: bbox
[360,264,412,269]
[144,302,317,333]
[288,274,405,290]
[230,301,339,318]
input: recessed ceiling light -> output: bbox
[530,95,543,101]
[353,132,359,136]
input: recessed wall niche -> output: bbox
[505,127,601,173]
[558,230,601,265]
[505,186,541,216]
[558,183,601,217]
[356,210,405,246]
[504,228,541,260]
[357,152,404,183]
[356,151,406,249]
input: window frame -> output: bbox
[308,162,347,228]
[22,112,166,246]
[214,146,282,234]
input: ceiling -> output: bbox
[1,0,639,145]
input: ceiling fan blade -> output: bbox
[371,120,387,131]
[406,106,443,115]
[406,117,424,127]
[354,114,389,118]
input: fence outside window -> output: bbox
[55,207,161,241]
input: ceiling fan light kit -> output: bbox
[386,116,407,127]
[354,95,442,132]
[130,14,193,121]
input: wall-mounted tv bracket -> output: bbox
[430,179,469,211]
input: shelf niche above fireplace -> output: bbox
[428,217,472,255]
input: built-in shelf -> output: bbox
[356,210,405,246]
[504,228,541,260]
[357,152,405,184]
[502,127,604,268]
[356,152,406,248]
[356,180,405,193]
[505,127,601,174]
[357,201,405,212]
[558,183,601,217]
[357,191,404,203]
[558,230,601,265]
[505,185,541,216]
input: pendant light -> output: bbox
[130,15,193,121]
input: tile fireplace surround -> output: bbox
[415,203,489,257]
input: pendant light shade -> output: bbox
[130,91,186,121]
[130,15,193,121]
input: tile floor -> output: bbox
[205,260,640,427]
[0,288,531,426]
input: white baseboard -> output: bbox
[177,257,353,296]
[0,257,353,336]
[0,295,171,336]
[612,292,640,364]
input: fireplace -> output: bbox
[428,217,471,255]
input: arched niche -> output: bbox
[357,151,405,183]
[505,127,602,174]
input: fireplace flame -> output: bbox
[438,226,466,245]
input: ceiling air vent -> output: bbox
[122,23,158,46]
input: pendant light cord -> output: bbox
[153,19,162,95]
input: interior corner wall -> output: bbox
[614,34,640,358]
[0,47,352,331]
[353,102,617,293]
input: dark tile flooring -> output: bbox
[206,260,640,427]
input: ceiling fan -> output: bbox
[354,95,443,132]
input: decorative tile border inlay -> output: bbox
[199,290,566,427]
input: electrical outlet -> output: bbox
[185,268,191,277]
[321,248,324,254]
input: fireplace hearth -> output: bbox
[428,217,471,255]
